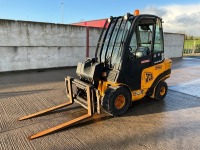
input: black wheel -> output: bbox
[155,81,168,100]
[102,86,131,116]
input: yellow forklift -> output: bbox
[19,10,172,139]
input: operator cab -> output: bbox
[95,11,164,90]
[77,10,165,90]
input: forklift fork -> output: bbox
[18,77,94,140]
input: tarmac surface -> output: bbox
[0,56,200,150]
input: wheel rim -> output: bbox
[160,86,166,96]
[114,95,125,109]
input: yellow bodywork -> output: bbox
[98,58,172,101]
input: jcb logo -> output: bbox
[145,72,153,83]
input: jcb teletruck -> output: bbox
[19,10,172,139]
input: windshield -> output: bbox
[96,16,134,69]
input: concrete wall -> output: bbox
[0,19,184,72]
[164,33,185,58]
[0,19,101,72]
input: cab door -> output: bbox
[127,17,156,90]
[152,18,164,65]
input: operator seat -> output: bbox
[136,47,150,58]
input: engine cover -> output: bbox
[76,58,104,84]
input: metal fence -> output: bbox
[184,44,200,55]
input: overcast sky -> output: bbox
[142,4,200,36]
[0,0,200,36]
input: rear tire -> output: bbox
[155,81,168,100]
[102,86,131,116]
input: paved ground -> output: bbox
[0,56,200,150]
[168,56,200,97]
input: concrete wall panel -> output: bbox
[164,33,184,58]
[0,20,86,47]
[0,46,85,72]
[89,46,96,58]
[89,27,101,46]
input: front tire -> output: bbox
[155,81,168,100]
[102,86,131,116]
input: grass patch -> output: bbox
[185,39,200,46]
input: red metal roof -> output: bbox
[72,19,107,28]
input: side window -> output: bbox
[154,19,164,53]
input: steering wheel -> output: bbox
[129,46,132,52]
